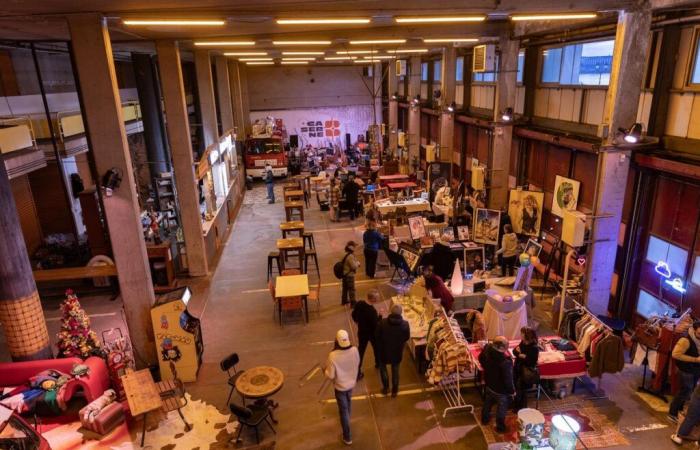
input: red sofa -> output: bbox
[0,356,110,404]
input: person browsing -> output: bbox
[325,330,360,446]
[363,221,384,279]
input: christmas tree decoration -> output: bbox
[56,289,103,358]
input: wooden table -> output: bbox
[275,274,310,323]
[276,237,304,270]
[387,181,418,191]
[121,369,162,446]
[235,365,285,422]
[284,200,304,221]
[279,221,304,238]
[379,174,409,183]
[284,189,304,202]
[282,182,298,192]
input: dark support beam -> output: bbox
[522,46,539,120]
[462,51,473,110]
[647,25,681,137]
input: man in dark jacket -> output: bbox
[479,336,514,433]
[343,174,361,220]
[351,290,381,380]
[376,303,410,397]
[362,221,385,278]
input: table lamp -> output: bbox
[450,263,463,295]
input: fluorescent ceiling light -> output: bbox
[281,61,309,65]
[273,40,331,45]
[395,16,485,23]
[224,52,268,56]
[239,58,273,61]
[336,50,378,55]
[246,62,274,65]
[423,38,479,43]
[123,19,225,26]
[277,18,370,25]
[282,57,316,61]
[391,49,429,53]
[510,13,598,21]
[353,60,374,64]
[282,51,324,55]
[349,39,406,45]
[325,56,357,60]
[194,41,255,46]
[361,55,396,60]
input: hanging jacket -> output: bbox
[588,334,625,378]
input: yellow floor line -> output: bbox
[241,277,391,294]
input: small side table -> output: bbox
[284,201,304,221]
[235,366,285,423]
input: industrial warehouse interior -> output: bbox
[2,1,700,449]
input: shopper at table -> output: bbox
[376,303,410,397]
[343,174,361,220]
[352,289,381,380]
[495,224,519,277]
[324,329,360,446]
[341,241,360,306]
[513,327,540,410]
[479,336,515,433]
[668,321,700,422]
[329,178,341,222]
[422,265,455,312]
[264,163,275,204]
[363,221,384,278]
[671,379,700,444]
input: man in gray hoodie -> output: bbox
[325,329,360,445]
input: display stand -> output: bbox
[434,307,475,417]
[569,299,611,400]
[637,343,666,402]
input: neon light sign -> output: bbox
[655,261,671,278]
[665,277,687,294]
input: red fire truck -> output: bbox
[243,136,288,179]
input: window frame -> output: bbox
[516,50,525,86]
[472,54,499,86]
[537,37,616,89]
[420,61,429,82]
[456,55,465,84]
[686,26,700,89]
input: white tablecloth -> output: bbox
[375,198,430,214]
[482,290,528,340]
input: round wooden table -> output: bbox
[236,366,285,399]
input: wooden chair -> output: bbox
[157,361,191,431]
[220,353,245,406]
[279,296,303,326]
[307,280,321,315]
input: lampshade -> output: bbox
[518,408,546,449]
[549,414,580,450]
[450,262,463,295]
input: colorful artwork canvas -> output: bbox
[508,190,544,236]
[551,176,580,218]
[473,208,501,246]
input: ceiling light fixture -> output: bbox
[392,48,429,53]
[281,61,310,65]
[123,19,225,26]
[510,13,598,21]
[194,41,255,46]
[282,57,316,61]
[621,123,643,144]
[277,18,370,25]
[282,51,324,55]
[395,15,485,24]
[224,52,268,56]
[336,50,378,55]
[349,39,406,45]
[423,38,479,43]
[325,56,357,60]
[273,40,331,45]
[360,55,396,60]
[239,58,274,61]
[246,62,275,65]
[353,60,374,64]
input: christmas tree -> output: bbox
[56,289,103,358]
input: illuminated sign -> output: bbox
[655,261,671,278]
[665,277,687,294]
[656,260,687,294]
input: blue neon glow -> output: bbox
[665,277,687,294]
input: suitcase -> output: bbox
[79,402,125,435]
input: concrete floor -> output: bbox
[0,182,692,449]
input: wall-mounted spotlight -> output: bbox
[447,102,456,113]
[101,167,122,197]
[411,95,421,105]
[501,107,513,122]
[391,91,398,100]
[621,123,643,144]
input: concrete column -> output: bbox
[585,7,652,315]
[387,61,399,151]
[0,163,51,361]
[488,35,519,210]
[407,56,422,172]
[439,47,457,164]
[214,55,235,133]
[228,60,251,138]
[132,53,169,175]
[156,40,209,278]
[68,14,156,365]
[194,49,219,147]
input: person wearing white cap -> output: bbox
[325,329,360,445]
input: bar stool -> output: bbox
[302,232,315,250]
[304,249,320,277]
[267,251,281,281]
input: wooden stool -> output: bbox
[302,232,315,250]
[267,251,281,281]
[285,202,304,221]
[304,250,320,277]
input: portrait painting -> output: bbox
[508,190,544,236]
[551,176,580,218]
[473,208,501,246]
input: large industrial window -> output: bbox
[433,60,442,82]
[516,51,525,84]
[456,56,464,82]
[421,62,429,81]
[473,55,499,83]
[645,235,688,277]
[540,39,614,86]
[636,289,675,319]
[690,31,700,84]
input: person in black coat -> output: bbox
[351,290,381,380]
[479,336,515,433]
[513,327,539,410]
[375,303,410,397]
[343,174,361,220]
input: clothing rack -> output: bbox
[569,299,613,400]
[434,307,475,417]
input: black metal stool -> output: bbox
[267,251,281,281]
[302,232,315,250]
[304,249,320,277]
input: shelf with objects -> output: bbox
[150,286,203,382]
